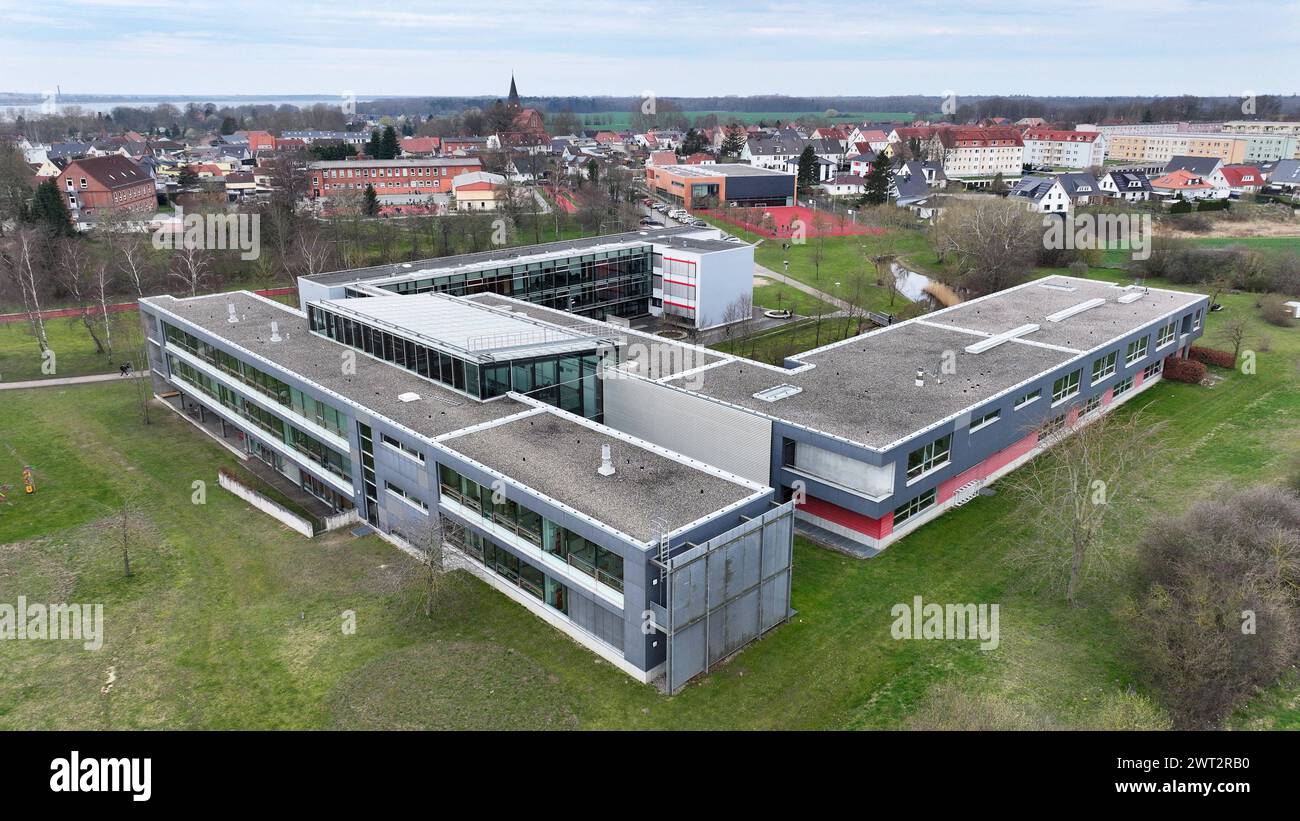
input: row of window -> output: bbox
[449,524,572,616]
[166,353,352,483]
[163,322,348,437]
[905,321,1185,486]
[437,464,624,593]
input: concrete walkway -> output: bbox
[754,262,853,312]
[0,370,151,391]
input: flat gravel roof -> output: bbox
[440,411,760,543]
[305,226,717,286]
[670,321,1073,448]
[925,276,1204,351]
[663,276,1204,450]
[146,293,523,440]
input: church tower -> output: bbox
[507,74,521,109]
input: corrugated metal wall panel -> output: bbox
[603,376,772,485]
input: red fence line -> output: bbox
[0,287,297,325]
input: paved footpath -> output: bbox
[0,371,151,391]
[754,262,854,312]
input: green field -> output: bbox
[578,111,917,130]
[2,274,1297,729]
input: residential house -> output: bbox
[1098,170,1153,202]
[55,155,155,217]
[452,171,509,210]
[1264,159,1300,191]
[1008,176,1070,213]
[1220,165,1265,196]
[821,174,865,197]
[1056,172,1103,206]
[1148,169,1221,201]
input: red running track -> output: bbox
[700,205,885,239]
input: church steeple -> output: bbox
[507,74,520,109]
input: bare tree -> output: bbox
[1005,403,1167,607]
[392,515,464,622]
[1215,317,1249,365]
[168,245,212,297]
[97,207,158,295]
[933,198,1041,295]
[0,228,51,352]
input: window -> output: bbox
[1041,412,1068,438]
[906,434,951,481]
[1082,394,1103,416]
[1125,336,1148,365]
[380,432,424,463]
[969,409,1000,432]
[1144,360,1163,380]
[386,481,427,511]
[1156,321,1176,348]
[1091,351,1117,384]
[1052,370,1081,404]
[1193,309,1202,331]
[893,489,936,526]
[1112,375,1134,398]
[1014,388,1041,409]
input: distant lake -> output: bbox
[0,96,369,118]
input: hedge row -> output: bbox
[1163,356,1207,383]
[1188,346,1236,368]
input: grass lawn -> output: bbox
[0,314,133,383]
[1,278,1298,729]
[751,281,833,316]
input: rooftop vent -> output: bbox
[1037,282,1077,292]
[598,444,616,477]
[269,321,282,342]
[1116,291,1145,304]
[1046,298,1106,322]
[397,392,421,403]
[226,303,239,323]
[963,323,1040,354]
[753,383,803,402]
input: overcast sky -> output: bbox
[1,0,1297,98]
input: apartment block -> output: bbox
[309,158,483,204]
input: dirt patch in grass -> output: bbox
[327,639,581,730]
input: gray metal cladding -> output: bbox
[603,375,773,485]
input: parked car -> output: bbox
[639,217,663,227]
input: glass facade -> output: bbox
[437,464,624,593]
[163,323,347,437]
[374,245,653,320]
[445,520,571,615]
[308,306,602,418]
[166,352,351,483]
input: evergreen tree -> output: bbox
[796,145,817,192]
[29,179,74,235]
[862,153,893,205]
[363,184,378,216]
[720,125,747,159]
[366,129,382,158]
[380,125,400,159]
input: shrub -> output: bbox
[1259,294,1297,327]
[1188,345,1236,368]
[1162,356,1206,383]
[1133,485,1300,729]
[1169,199,1193,214]
[1197,198,1229,212]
